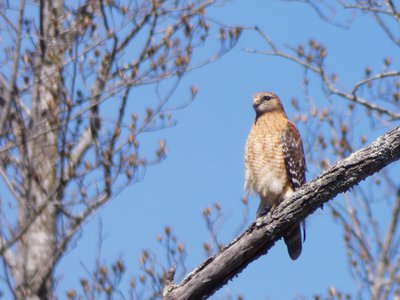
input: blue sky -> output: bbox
[59,1,398,299]
[4,1,397,299]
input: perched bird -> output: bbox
[244,92,306,260]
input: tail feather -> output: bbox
[284,225,302,260]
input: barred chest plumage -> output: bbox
[244,112,292,208]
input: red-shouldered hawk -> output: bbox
[245,92,306,260]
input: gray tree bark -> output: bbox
[14,1,64,299]
[164,125,400,300]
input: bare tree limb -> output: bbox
[0,237,16,271]
[373,193,400,299]
[165,125,400,300]
[64,127,93,180]
[246,26,400,121]
[0,0,25,133]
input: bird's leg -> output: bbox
[256,202,269,218]
[268,203,278,217]
[256,202,277,218]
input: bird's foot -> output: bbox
[256,203,276,218]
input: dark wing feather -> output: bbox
[281,122,306,190]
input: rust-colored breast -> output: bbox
[244,112,290,204]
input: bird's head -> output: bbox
[252,92,285,115]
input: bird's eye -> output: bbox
[263,95,272,101]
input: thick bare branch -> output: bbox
[165,125,400,300]
[64,127,93,180]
